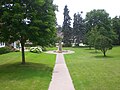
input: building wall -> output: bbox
[0,41,21,48]
[0,42,5,48]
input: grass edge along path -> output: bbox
[0,52,56,90]
[64,46,120,90]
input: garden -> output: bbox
[1,0,120,90]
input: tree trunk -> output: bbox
[89,46,92,49]
[20,40,25,64]
[75,43,79,47]
[103,50,106,57]
[58,40,62,52]
[119,36,120,45]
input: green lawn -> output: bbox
[0,52,56,90]
[64,46,120,90]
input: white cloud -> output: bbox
[54,0,120,26]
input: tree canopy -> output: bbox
[85,9,111,32]
[112,16,120,45]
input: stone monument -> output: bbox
[58,40,62,53]
[56,26,63,53]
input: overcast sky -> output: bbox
[53,0,120,26]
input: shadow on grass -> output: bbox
[0,62,53,80]
[94,55,114,59]
[84,48,94,50]
[72,46,88,48]
[89,51,101,54]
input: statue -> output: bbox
[58,40,62,53]
[56,25,63,53]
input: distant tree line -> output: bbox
[61,5,119,56]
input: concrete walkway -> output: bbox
[48,53,75,90]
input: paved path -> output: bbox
[48,53,75,90]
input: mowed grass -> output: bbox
[0,52,56,90]
[64,46,120,90]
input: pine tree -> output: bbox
[62,5,72,46]
[73,12,85,46]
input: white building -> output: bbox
[0,42,5,48]
[0,41,20,48]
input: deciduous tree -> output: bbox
[0,0,57,64]
[85,9,117,50]
[95,35,112,57]
[85,26,100,49]
[112,16,120,45]
[85,9,111,33]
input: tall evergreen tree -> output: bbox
[62,5,72,46]
[73,12,85,46]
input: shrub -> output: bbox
[63,44,72,47]
[41,47,47,51]
[0,47,12,54]
[14,49,20,52]
[30,47,42,53]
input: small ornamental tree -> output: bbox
[95,35,112,57]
